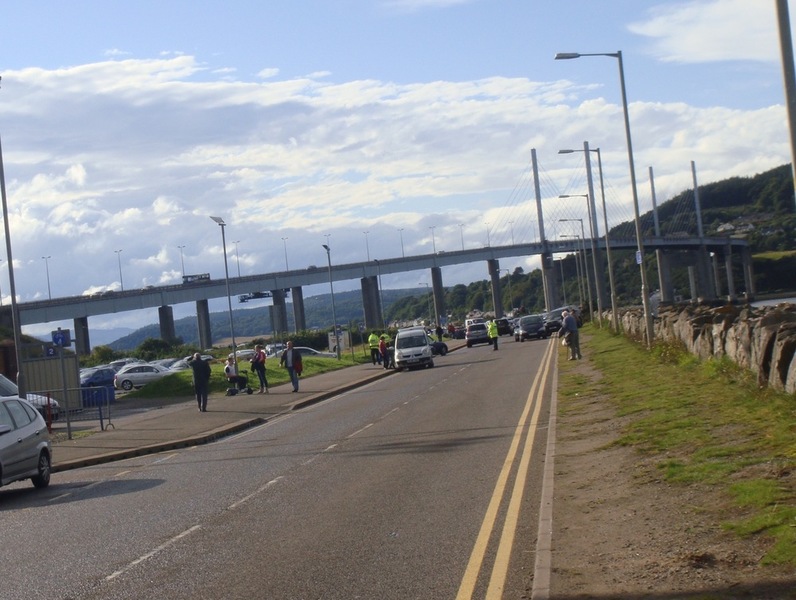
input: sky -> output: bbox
[0,0,793,340]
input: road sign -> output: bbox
[52,328,71,347]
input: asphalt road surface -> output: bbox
[2,336,557,600]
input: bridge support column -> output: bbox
[271,289,289,338]
[430,266,445,325]
[196,300,212,350]
[742,246,756,300]
[695,248,717,300]
[656,250,675,303]
[158,306,177,343]
[73,316,90,356]
[291,286,306,332]
[361,276,381,330]
[487,259,503,318]
[724,244,736,301]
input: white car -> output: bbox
[0,397,52,489]
[114,363,175,391]
[292,347,336,358]
[0,373,60,420]
[228,349,256,361]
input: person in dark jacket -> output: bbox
[280,341,303,392]
[189,353,212,412]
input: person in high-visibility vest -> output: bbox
[487,319,499,351]
[368,332,382,365]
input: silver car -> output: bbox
[0,397,52,489]
[114,363,175,391]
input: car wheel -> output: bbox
[439,346,447,356]
[428,360,434,368]
[466,342,472,348]
[31,451,51,489]
[121,380,134,391]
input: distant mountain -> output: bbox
[91,327,135,348]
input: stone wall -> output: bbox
[619,302,796,394]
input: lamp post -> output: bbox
[322,244,341,360]
[232,240,241,277]
[555,50,653,346]
[210,216,238,363]
[114,249,124,291]
[560,235,584,308]
[559,193,603,327]
[374,258,386,328]
[561,224,593,318]
[363,231,370,261]
[558,259,567,305]
[177,245,186,277]
[42,256,51,300]
[419,283,432,324]
[559,147,619,330]
[398,228,405,258]
[281,237,289,270]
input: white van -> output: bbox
[393,327,435,371]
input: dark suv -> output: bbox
[514,314,548,341]
[494,318,513,336]
[465,322,490,348]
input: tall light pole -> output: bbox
[42,256,51,300]
[558,259,567,305]
[560,147,619,330]
[560,235,584,308]
[363,231,370,261]
[555,50,653,346]
[232,240,241,277]
[210,216,238,363]
[322,244,341,360]
[429,226,437,254]
[561,222,593,318]
[281,237,289,270]
[374,258,386,328]
[177,245,186,277]
[397,228,405,258]
[560,193,603,327]
[114,249,124,291]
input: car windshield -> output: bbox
[521,316,542,325]
[0,373,20,397]
[396,334,427,349]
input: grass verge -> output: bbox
[558,325,796,566]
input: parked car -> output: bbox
[465,322,490,348]
[80,366,117,387]
[0,396,52,489]
[430,341,449,356]
[292,347,336,358]
[228,349,256,361]
[149,358,183,369]
[0,373,60,421]
[108,357,146,372]
[514,314,548,341]
[394,327,434,370]
[494,318,513,336]
[114,363,175,391]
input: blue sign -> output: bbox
[51,328,71,347]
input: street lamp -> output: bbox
[374,258,386,328]
[322,244,341,360]
[281,237,289,270]
[114,249,124,291]
[177,245,186,277]
[210,216,238,363]
[42,256,51,300]
[363,231,370,261]
[398,228,405,258]
[560,193,603,327]
[559,147,619,330]
[555,50,653,346]
[232,240,241,277]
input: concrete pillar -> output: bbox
[695,248,717,299]
[742,246,756,299]
[431,266,445,325]
[724,245,736,301]
[360,276,380,330]
[291,286,306,332]
[73,316,90,356]
[487,259,503,318]
[196,299,212,350]
[688,266,698,303]
[271,289,289,337]
[158,305,176,342]
[656,250,674,303]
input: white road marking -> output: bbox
[105,525,202,581]
[227,476,284,510]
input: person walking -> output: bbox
[559,310,582,360]
[280,341,303,392]
[250,344,268,393]
[188,353,211,412]
[378,335,389,370]
[487,319,499,351]
[368,331,381,365]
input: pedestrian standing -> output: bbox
[250,344,268,394]
[189,353,211,412]
[280,341,303,392]
[368,332,381,365]
[559,310,582,361]
[379,336,389,370]
[487,319,499,351]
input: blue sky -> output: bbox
[0,0,792,338]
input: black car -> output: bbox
[514,314,548,341]
[494,318,513,336]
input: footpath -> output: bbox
[50,360,400,472]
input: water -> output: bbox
[751,296,796,308]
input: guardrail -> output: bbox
[40,385,116,439]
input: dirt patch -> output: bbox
[548,358,796,599]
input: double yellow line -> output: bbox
[456,337,557,599]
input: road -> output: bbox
[1,336,557,600]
